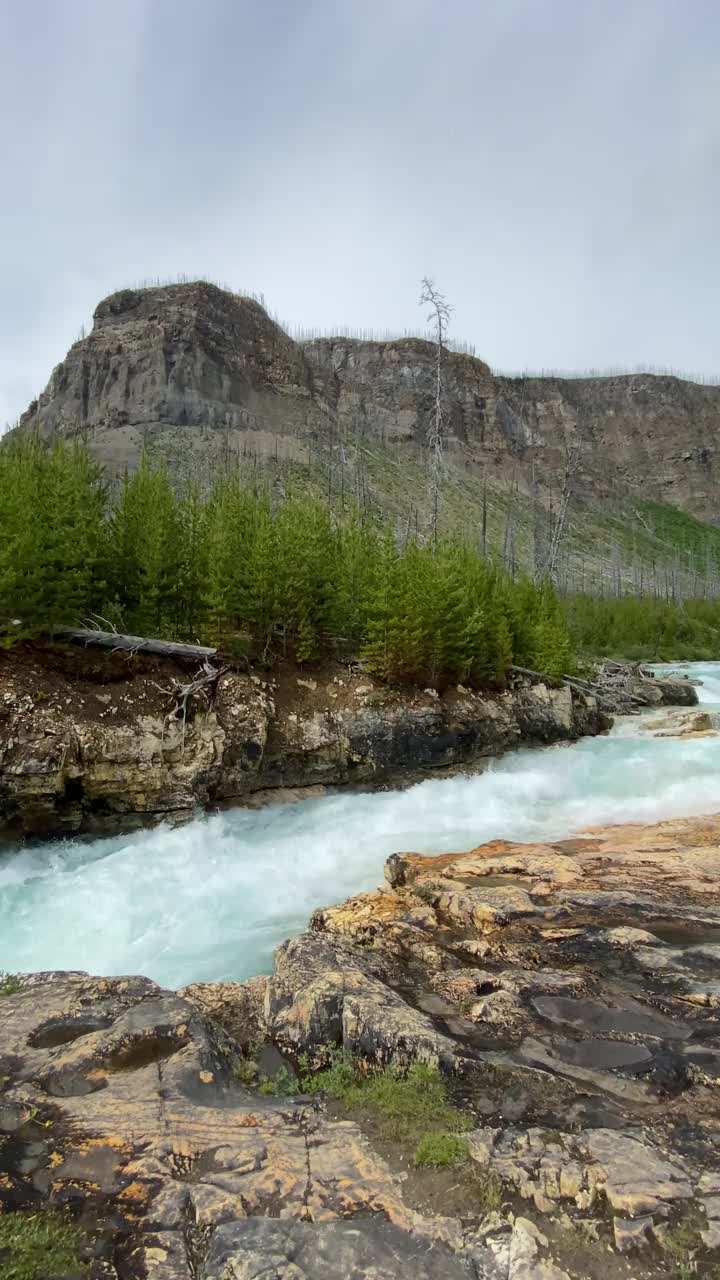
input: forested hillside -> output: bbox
[0,437,574,684]
[2,436,718,678]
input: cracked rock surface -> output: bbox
[0,974,461,1279]
[2,811,720,1278]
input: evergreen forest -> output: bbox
[0,437,573,684]
[1,436,717,680]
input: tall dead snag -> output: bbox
[542,441,580,585]
[420,277,452,546]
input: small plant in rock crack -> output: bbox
[413,882,442,905]
[234,1055,259,1087]
[0,971,21,997]
[470,1166,505,1213]
[257,1066,300,1096]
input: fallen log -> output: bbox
[53,627,218,661]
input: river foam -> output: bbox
[1,664,719,988]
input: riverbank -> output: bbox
[0,642,615,840]
[2,799,719,1279]
[0,644,701,841]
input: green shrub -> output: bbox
[0,972,21,997]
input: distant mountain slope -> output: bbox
[14,281,720,595]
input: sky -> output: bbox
[2,0,720,430]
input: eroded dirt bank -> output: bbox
[0,643,616,838]
[1,805,719,1278]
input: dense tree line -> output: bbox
[0,438,575,685]
[566,594,720,661]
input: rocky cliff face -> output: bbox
[0,645,608,838]
[16,281,720,525]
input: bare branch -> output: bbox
[419,277,452,547]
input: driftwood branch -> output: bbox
[54,627,217,661]
[153,660,229,755]
[510,663,640,711]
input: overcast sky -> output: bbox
[2,0,719,429]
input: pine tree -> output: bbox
[361,528,400,678]
[107,455,181,634]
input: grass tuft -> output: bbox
[662,1205,707,1265]
[297,1055,473,1142]
[471,1166,505,1212]
[415,1132,469,1167]
[0,1208,87,1280]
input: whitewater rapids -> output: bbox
[1,662,719,988]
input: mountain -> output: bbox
[15,280,720,594]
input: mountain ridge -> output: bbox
[13,280,720,593]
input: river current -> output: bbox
[1,662,719,989]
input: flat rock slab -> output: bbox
[203,1218,479,1280]
[468,1125,696,1216]
[531,995,691,1041]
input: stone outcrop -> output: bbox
[15,281,720,527]
[253,812,720,1272]
[645,706,718,737]
[3,812,720,1278]
[0,645,607,837]
[0,972,463,1279]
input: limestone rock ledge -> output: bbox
[0,972,463,1280]
[0,646,608,837]
[3,813,720,1277]
[251,812,720,1275]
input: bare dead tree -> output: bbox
[420,277,452,547]
[530,457,544,583]
[541,441,580,585]
[503,466,518,576]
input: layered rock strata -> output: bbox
[16,282,720,524]
[0,646,611,838]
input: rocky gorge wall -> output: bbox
[15,281,720,524]
[0,645,609,838]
